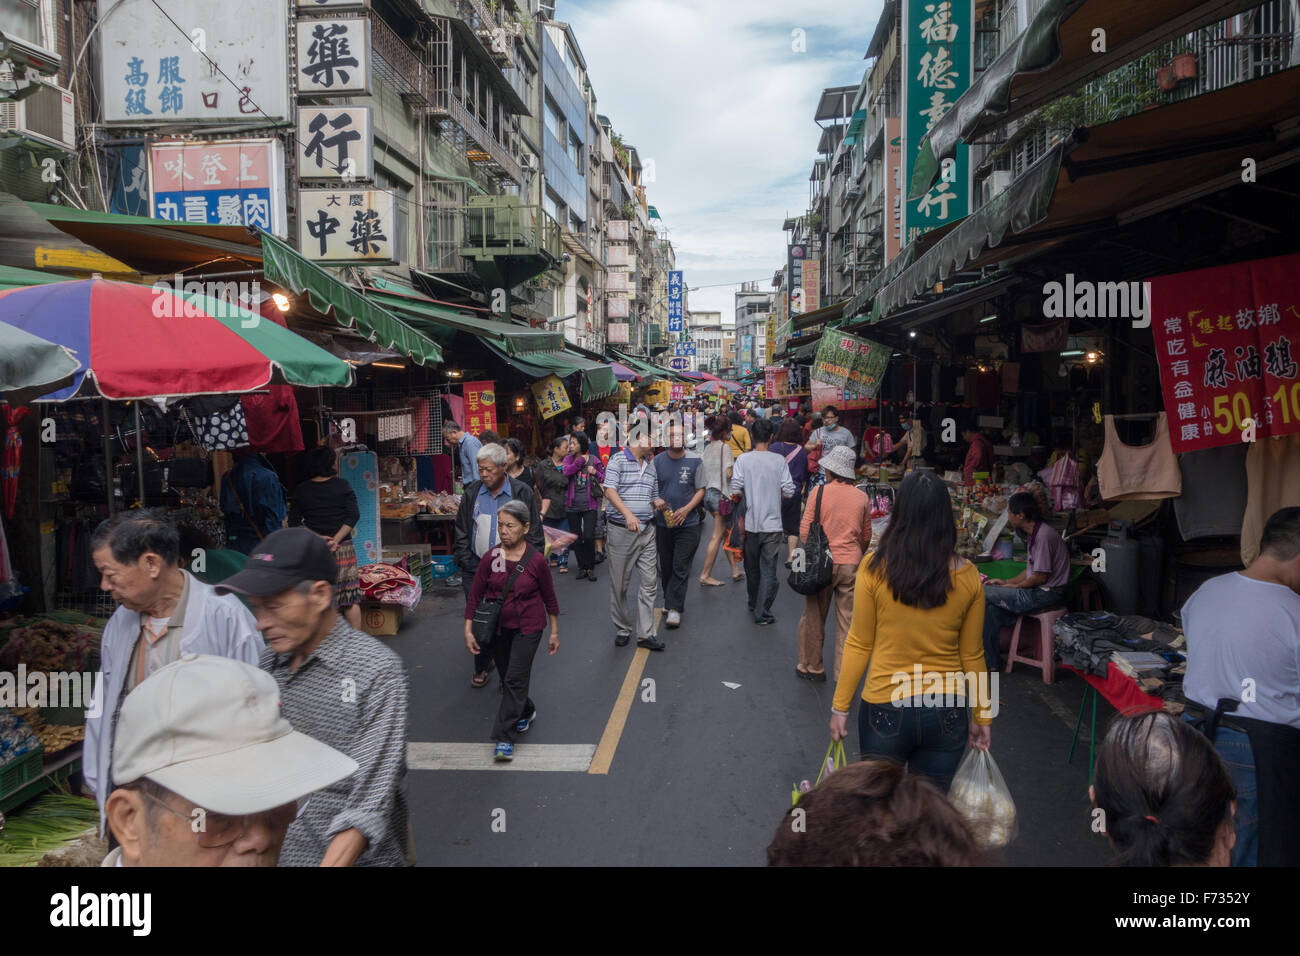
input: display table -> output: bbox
[1059,662,1165,780]
[413,513,455,555]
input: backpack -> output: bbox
[787,485,834,595]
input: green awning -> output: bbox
[0,263,65,290]
[366,276,564,355]
[843,109,867,146]
[482,341,618,402]
[910,0,1263,199]
[260,234,442,366]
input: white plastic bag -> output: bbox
[947,748,1018,849]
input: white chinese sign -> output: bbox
[607,322,630,344]
[99,0,289,124]
[298,188,395,262]
[149,139,287,236]
[296,18,370,95]
[606,220,629,241]
[297,106,373,180]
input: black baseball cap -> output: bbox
[215,527,338,597]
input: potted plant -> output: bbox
[1156,66,1177,91]
[1171,51,1197,81]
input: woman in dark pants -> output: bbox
[769,418,810,565]
[829,471,992,791]
[463,500,559,762]
[536,436,572,572]
[289,445,362,629]
[562,431,604,582]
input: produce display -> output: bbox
[0,791,100,867]
[0,709,40,767]
[380,487,459,518]
[10,708,83,755]
[0,618,101,673]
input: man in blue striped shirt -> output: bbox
[443,421,481,484]
[602,432,667,650]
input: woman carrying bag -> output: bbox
[463,500,559,762]
[829,470,992,792]
[699,415,743,586]
[562,431,604,582]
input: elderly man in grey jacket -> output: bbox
[84,510,263,833]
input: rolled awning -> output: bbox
[260,233,443,365]
[876,66,1300,319]
[910,0,1266,199]
[482,341,618,402]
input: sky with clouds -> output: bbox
[561,0,883,322]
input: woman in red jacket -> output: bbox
[464,499,560,762]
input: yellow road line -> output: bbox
[589,608,661,774]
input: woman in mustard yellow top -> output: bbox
[830,471,993,791]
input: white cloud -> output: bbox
[562,0,879,321]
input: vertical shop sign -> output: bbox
[901,0,971,246]
[531,374,572,419]
[296,18,371,96]
[802,259,820,314]
[885,117,902,263]
[462,380,497,436]
[788,244,806,320]
[297,106,373,180]
[667,270,684,332]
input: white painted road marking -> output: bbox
[407,742,597,772]
[722,681,741,689]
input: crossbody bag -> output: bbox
[470,546,535,647]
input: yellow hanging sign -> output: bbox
[531,374,572,419]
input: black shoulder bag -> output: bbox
[787,485,834,596]
[470,546,535,648]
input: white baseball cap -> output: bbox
[112,654,358,816]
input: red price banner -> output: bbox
[1150,252,1300,453]
[463,380,497,436]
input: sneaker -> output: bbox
[586,572,598,583]
[638,637,666,651]
[756,615,778,626]
[665,610,681,628]
[493,742,514,761]
[615,633,631,646]
[517,709,537,733]
[576,569,588,580]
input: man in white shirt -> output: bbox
[84,510,265,834]
[731,418,796,625]
[1181,506,1300,867]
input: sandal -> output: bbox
[471,670,491,688]
[731,572,745,581]
[796,666,827,682]
[559,566,569,574]
[699,578,727,587]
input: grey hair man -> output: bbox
[84,509,264,834]
[103,654,357,867]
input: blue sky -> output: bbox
[561,0,882,320]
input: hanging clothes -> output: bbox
[2,405,29,519]
[1173,444,1248,542]
[1096,413,1181,501]
[1241,434,1300,565]
[409,398,432,453]
[241,385,305,454]
[187,401,250,451]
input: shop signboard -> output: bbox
[150,139,287,235]
[764,366,790,399]
[607,220,629,241]
[296,18,371,96]
[668,270,684,332]
[668,357,690,370]
[811,379,879,411]
[901,0,972,246]
[109,146,150,217]
[607,320,630,343]
[531,374,571,419]
[670,384,693,401]
[298,188,395,263]
[885,116,902,263]
[607,246,630,266]
[1149,251,1300,453]
[607,299,629,319]
[608,272,630,292]
[788,244,807,319]
[674,342,696,356]
[297,106,373,180]
[462,380,497,436]
[803,260,820,314]
[100,0,289,124]
[811,330,890,397]
[643,381,671,405]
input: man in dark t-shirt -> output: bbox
[651,424,706,629]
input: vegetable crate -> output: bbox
[429,556,458,581]
[0,747,46,814]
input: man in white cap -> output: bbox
[103,654,357,866]
[217,526,411,867]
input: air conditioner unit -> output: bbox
[519,152,537,170]
[489,28,509,57]
[0,76,75,151]
[845,182,862,199]
[981,169,1012,206]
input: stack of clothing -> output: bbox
[1052,611,1183,678]
[359,563,422,611]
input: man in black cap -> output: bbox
[217,527,411,867]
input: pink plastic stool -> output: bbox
[1004,607,1068,684]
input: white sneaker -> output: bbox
[666,610,681,628]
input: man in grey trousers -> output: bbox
[602,431,667,651]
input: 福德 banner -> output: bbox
[1149,251,1300,453]
[811,330,891,397]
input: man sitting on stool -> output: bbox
[981,492,1069,670]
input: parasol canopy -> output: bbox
[0,319,81,395]
[0,278,353,401]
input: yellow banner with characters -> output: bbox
[531,374,572,419]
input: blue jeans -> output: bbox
[982,585,1065,671]
[543,516,569,568]
[1182,715,1257,866]
[859,699,970,792]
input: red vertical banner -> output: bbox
[1149,252,1300,453]
[462,380,497,436]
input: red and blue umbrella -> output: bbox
[0,277,352,401]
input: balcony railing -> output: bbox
[460,197,562,262]
[370,9,431,104]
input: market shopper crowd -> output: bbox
[65,394,1299,868]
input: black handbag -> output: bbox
[470,546,535,648]
[787,485,834,596]
[166,457,211,488]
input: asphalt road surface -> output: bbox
[392,517,1115,866]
